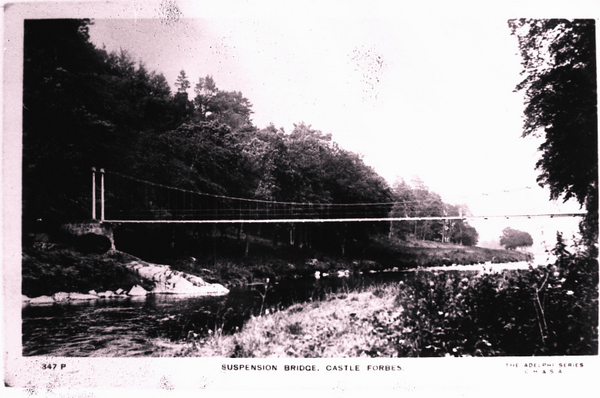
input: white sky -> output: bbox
[82,1,591,244]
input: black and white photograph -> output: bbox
[2,0,599,396]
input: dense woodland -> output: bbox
[23,18,478,255]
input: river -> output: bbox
[22,261,536,357]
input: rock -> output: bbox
[98,290,115,298]
[88,290,97,295]
[29,295,55,304]
[197,284,229,296]
[128,285,148,296]
[124,260,228,296]
[184,274,209,287]
[69,293,98,300]
[171,277,198,294]
[53,292,70,302]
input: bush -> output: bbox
[387,236,598,356]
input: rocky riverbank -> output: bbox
[22,249,229,305]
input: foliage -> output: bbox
[192,74,254,131]
[22,19,393,254]
[23,19,183,228]
[509,19,598,251]
[389,179,478,245]
[175,70,191,93]
[499,227,534,250]
[186,236,597,357]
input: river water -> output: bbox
[22,261,535,357]
[22,271,412,356]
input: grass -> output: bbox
[174,257,598,358]
[176,284,401,358]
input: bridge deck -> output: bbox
[101,212,587,223]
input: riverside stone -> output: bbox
[69,293,98,300]
[124,260,228,296]
[53,292,70,302]
[128,285,148,296]
[29,295,55,304]
[98,290,115,298]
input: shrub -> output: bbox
[389,236,598,356]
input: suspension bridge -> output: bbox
[90,168,587,224]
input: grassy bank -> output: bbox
[170,259,597,357]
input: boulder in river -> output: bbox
[128,285,148,296]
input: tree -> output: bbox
[156,122,253,196]
[22,19,194,230]
[192,75,253,131]
[454,224,479,247]
[175,69,191,93]
[23,19,116,227]
[500,227,534,250]
[444,203,477,245]
[390,179,417,240]
[509,19,598,251]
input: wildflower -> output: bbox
[566,290,574,295]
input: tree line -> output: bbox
[23,18,481,254]
[389,178,478,245]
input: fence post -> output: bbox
[91,167,97,220]
[100,168,105,221]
